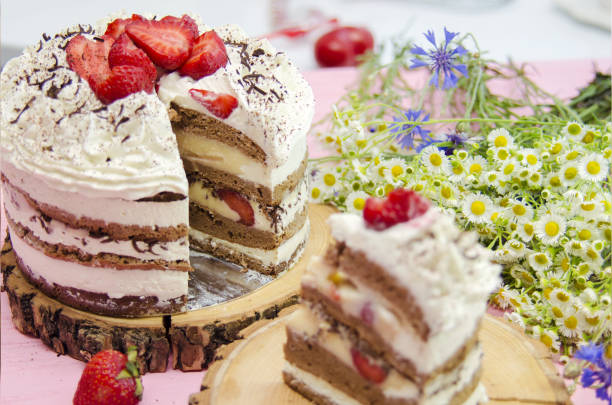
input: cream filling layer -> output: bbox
[3,184,189,262]
[3,161,188,228]
[287,306,483,402]
[284,363,486,405]
[190,219,309,267]
[189,180,307,233]
[283,362,361,405]
[302,256,480,375]
[9,226,188,301]
[177,131,306,189]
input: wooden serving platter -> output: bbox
[190,307,571,405]
[0,204,335,373]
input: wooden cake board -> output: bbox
[0,204,336,373]
[190,307,571,405]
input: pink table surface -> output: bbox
[2,60,611,405]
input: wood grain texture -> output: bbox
[190,308,571,405]
[0,204,335,373]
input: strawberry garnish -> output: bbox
[93,65,154,104]
[179,30,228,80]
[104,14,145,40]
[160,15,199,40]
[73,346,143,405]
[109,33,157,84]
[363,188,430,230]
[189,89,237,119]
[216,189,254,226]
[350,348,387,384]
[126,19,194,70]
[66,34,114,85]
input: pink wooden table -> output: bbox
[2,61,610,404]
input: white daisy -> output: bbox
[492,147,511,163]
[527,170,543,188]
[548,139,565,157]
[420,146,450,175]
[539,329,561,352]
[578,153,609,182]
[568,219,597,242]
[559,162,580,186]
[499,159,519,181]
[549,288,573,308]
[578,308,602,334]
[544,173,564,190]
[345,191,370,214]
[579,126,598,145]
[557,306,582,338]
[576,200,603,220]
[520,148,542,170]
[387,158,408,181]
[487,128,514,149]
[528,251,552,271]
[465,156,488,176]
[461,193,494,224]
[562,121,584,138]
[535,214,567,245]
[516,221,536,242]
[438,183,459,207]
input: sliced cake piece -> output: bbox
[284,189,500,404]
[158,24,314,275]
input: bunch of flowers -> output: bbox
[310,27,611,400]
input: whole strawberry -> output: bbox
[73,346,143,405]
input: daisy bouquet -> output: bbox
[309,28,611,400]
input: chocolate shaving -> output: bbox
[114,116,129,131]
[35,40,43,53]
[270,89,282,101]
[9,96,35,124]
[42,33,51,41]
[121,135,131,143]
[92,106,108,113]
[135,104,146,113]
[93,37,104,42]
[68,100,86,118]
[252,48,265,57]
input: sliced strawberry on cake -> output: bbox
[126,18,195,70]
[179,30,228,79]
[109,33,157,83]
[93,65,155,104]
[66,34,114,84]
[189,89,237,119]
[216,189,255,226]
[104,14,145,40]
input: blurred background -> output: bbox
[1,0,610,70]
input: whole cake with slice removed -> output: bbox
[0,13,313,317]
[283,189,500,404]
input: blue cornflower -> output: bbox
[575,343,611,402]
[410,27,468,90]
[390,109,436,152]
[438,133,467,156]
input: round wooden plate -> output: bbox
[0,204,336,373]
[189,307,570,405]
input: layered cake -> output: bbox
[0,13,313,316]
[283,189,500,404]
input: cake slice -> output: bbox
[283,189,500,404]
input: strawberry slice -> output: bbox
[109,33,157,84]
[66,34,114,84]
[363,189,430,230]
[179,30,228,80]
[363,197,387,230]
[189,89,237,119]
[160,15,199,40]
[104,14,145,40]
[350,348,387,384]
[216,189,254,226]
[92,65,153,104]
[126,19,194,70]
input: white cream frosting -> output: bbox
[3,161,188,228]
[328,209,500,338]
[0,25,187,200]
[3,183,189,262]
[190,219,309,267]
[286,306,484,403]
[189,179,307,233]
[157,24,314,169]
[10,227,188,301]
